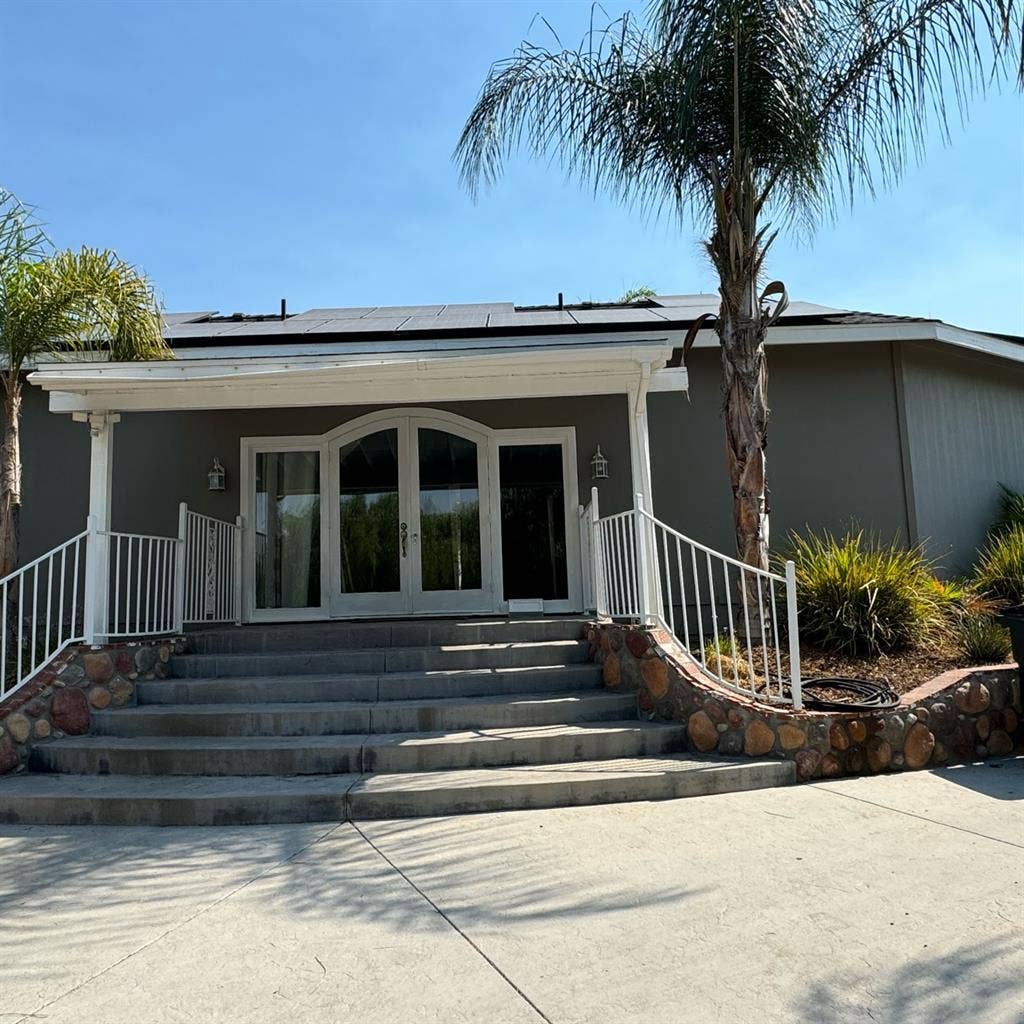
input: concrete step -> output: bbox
[187,617,588,655]
[138,663,602,705]
[0,756,796,826]
[170,639,590,679]
[363,721,683,772]
[30,721,683,776]
[347,755,797,818]
[93,690,637,737]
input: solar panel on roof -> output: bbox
[163,322,234,339]
[305,317,410,334]
[569,308,667,324]
[487,311,577,328]
[439,302,516,313]
[291,307,377,320]
[216,319,331,336]
[367,305,444,318]
[401,313,489,331]
[161,311,217,325]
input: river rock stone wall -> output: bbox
[589,623,1022,780]
[0,639,185,774]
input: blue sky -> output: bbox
[2,0,1022,333]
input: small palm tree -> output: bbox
[456,0,1022,570]
[0,191,170,578]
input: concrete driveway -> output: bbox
[1,759,1021,1024]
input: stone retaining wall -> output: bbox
[589,623,1022,780]
[0,638,185,774]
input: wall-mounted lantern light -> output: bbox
[207,457,227,492]
[590,445,609,480]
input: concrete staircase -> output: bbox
[0,618,795,825]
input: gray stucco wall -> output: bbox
[16,388,633,563]
[14,335,1022,575]
[900,341,1024,573]
[649,341,912,557]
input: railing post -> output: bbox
[82,513,106,646]
[590,486,607,618]
[173,503,187,633]
[634,493,654,625]
[785,559,802,709]
[233,514,244,626]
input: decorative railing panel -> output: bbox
[179,507,241,626]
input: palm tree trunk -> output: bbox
[0,376,23,581]
[718,302,770,573]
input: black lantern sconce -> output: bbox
[207,457,227,492]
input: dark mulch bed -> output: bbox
[794,639,972,697]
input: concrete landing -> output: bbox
[0,754,794,825]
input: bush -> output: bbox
[955,616,1012,665]
[990,484,1024,538]
[927,576,999,622]
[973,523,1024,606]
[703,632,754,679]
[787,528,943,656]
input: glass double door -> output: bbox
[328,417,493,616]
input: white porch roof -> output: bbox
[30,332,686,414]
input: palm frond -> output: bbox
[0,191,48,276]
[458,0,1022,233]
[1,247,170,376]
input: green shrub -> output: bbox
[973,523,1024,606]
[703,632,753,679]
[787,528,943,656]
[990,484,1024,538]
[955,616,1012,665]
[927,576,999,622]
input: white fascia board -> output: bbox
[687,320,1024,363]
[31,333,678,387]
[38,337,678,414]
[34,330,684,370]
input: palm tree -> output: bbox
[0,191,170,578]
[456,0,1022,570]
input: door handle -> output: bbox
[400,522,408,557]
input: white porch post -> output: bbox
[590,486,607,618]
[76,411,119,645]
[628,365,659,624]
[173,502,188,633]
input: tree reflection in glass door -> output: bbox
[418,428,482,592]
[337,429,401,593]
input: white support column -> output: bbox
[173,502,188,633]
[75,411,119,645]
[628,365,659,623]
[627,363,654,512]
[233,514,244,626]
[590,486,607,618]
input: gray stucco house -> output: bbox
[19,291,1023,604]
[2,291,1022,823]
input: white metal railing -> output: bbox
[103,530,180,637]
[0,506,244,698]
[0,530,88,700]
[591,490,802,708]
[177,505,242,627]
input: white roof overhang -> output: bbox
[30,332,685,414]
[688,319,1024,363]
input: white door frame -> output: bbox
[240,408,582,622]
[239,433,331,623]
